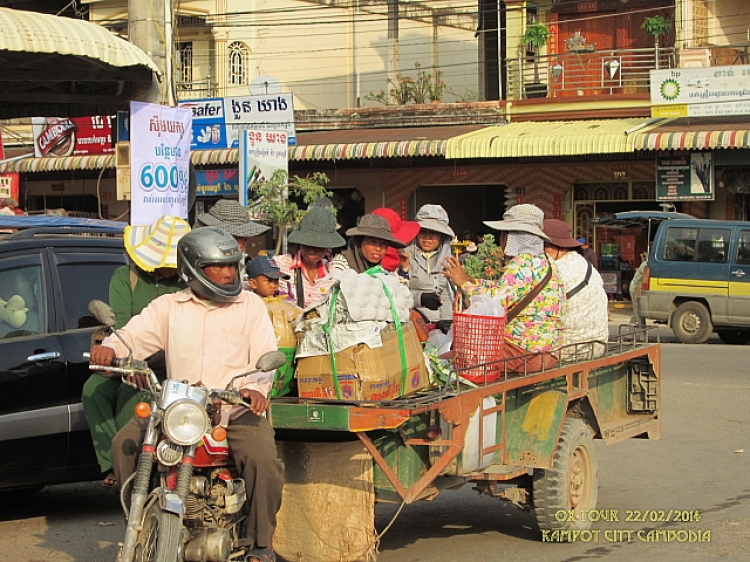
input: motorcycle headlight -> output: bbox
[162,399,210,446]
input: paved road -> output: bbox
[1,331,748,561]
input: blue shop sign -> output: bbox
[179,99,229,150]
[195,169,239,197]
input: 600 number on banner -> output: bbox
[139,163,189,192]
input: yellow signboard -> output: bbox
[651,105,688,118]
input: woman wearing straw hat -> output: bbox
[542,219,608,362]
[403,204,456,333]
[275,206,346,308]
[82,215,190,487]
[442,204,565,372]
[332,213,406,274]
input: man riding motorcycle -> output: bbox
[90,226,283,562]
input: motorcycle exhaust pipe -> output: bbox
[183,528,231,562]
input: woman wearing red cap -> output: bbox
[371,207,420,272]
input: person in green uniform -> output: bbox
[82,216,190,487]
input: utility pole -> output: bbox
[129,0,169,104]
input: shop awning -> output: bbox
[633,118,750,151]
[0,125,484,173]
[0,7,157,119]
[445,118,657,159]
[289,125,483,161]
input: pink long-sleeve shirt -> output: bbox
[102,288,277,424]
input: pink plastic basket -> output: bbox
[452,311,506,384]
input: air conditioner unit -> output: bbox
[115,142,131,201]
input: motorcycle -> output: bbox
[87,300,286,562]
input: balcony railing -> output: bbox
[176,79,217,101]
[506,46,675,100]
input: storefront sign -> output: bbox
[195,169,239,196]
[0,173,18,200]
[656,152,714,202]
[129,102,192,225]
[239,129,289,207]
[650,66,750,107]
[652,101,750,118]
[179,94,296,150]
[32,116,114,157]
[178,98,228,150]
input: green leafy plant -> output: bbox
[365,62,445,105]
[414,62,446,102]
[448,86,483,102]
[522,23,550,84]
[641,15,671,45]
[248,169,332,254]
[642,14,672,69]
[462,234,506,280]
[365,71,415,105]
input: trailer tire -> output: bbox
[533,417,598,532]
[672,302,712,344]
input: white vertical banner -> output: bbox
[130,102,192,225]
[239,129,289,207]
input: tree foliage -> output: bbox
[249,169,332,254]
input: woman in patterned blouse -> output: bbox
[442,204,565,373]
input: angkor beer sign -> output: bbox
[32,116,114,157]
[656,151,714,202]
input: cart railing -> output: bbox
[270,326,659,410]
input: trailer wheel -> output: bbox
[533,417,598,532]
[717,329,750,345]
[672,302,712,344]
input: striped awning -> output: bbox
[0,132,457,173]
[288,138,448,160]
[634,129,750,151]
[446,118,657,159]
[0,154,115,173]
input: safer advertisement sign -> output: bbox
[656,151,714,202]
[32,116,114,157]
[177,98,228,150]
[179,94,296,149]
[239,129,289,207]
[129,102,192,225]
[650,66,750,108]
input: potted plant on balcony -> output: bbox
[522,22,551,99]
[641,15,671,70]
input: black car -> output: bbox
[0,217,127,492]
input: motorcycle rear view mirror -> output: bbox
[88,300,118,329]
[256,350,287,373]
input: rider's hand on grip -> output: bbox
[90,344,115,366]
[240,389,269,416]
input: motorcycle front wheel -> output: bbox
[133,500,182,562]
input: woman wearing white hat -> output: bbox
[82,215,190,487]
[403,204,456,333]
[442,204,565,372]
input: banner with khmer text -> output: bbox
[129,102,192,225]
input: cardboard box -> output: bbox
[296,322,429,401]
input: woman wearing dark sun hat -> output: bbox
[332,213,406,274]
[275,206,345,308]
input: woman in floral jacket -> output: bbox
[442,204,565,372]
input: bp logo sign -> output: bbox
[659,78,680,101]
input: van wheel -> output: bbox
[717,330,750,345]
[672,302,713,344]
